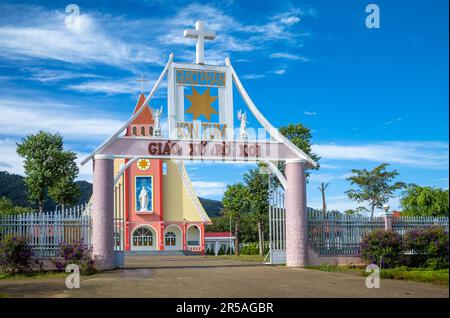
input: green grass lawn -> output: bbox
[305,264,364,273]
[375,267,449,286]
[0,271,67,281]
[205,254,265,262]
[306,264,449,286]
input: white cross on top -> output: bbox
[183,20,216,65]
[136,74,149,94]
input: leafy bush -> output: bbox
[360,230,403,268]
[0,197,30,216]
[241,242,257,255]
[0,235,33,274]
[52,240,96,275]
[403,227,449,269]
[240,242,269,255]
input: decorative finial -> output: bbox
[136,74,149,94]
[183,20,216,65]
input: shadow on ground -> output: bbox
[0,256,448,298]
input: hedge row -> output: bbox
[360,226,448,269]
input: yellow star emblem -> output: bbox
[137,159,150,171]
[185,87,218,121]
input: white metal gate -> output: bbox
[114,178,125,252]
[267,181,286,264]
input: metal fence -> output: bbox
[0,203,92,257]
[393,216,449,235]
[308,211,384,255]
[268,186,449,257]
[308,212,449,256]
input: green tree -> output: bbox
[345,163,405,218]
[243,167,270,256]
[400,184,449,216]
[206,216,229,232]
[0,197,30,216]
[279,123,321,178]
[222,183,250,256]
[239,212,260,243]
[343,206,370,217]
[16,131,79,212]
[48,151,80,211]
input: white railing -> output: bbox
[0,203,92,257]
[187,245,202,252]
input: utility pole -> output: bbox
[318,183,329,213]
[229,214,232,255]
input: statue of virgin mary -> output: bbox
[138,186,149,212]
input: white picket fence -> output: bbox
[0,203,92,257]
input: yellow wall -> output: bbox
[162,160,210,222]
[113,158,125,187]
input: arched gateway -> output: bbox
[81,20,316,270]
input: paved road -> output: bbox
[0,256,448,298]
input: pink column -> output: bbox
[92,154,115,270]
[285,159,308,267]
[382,211,394,231]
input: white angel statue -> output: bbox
[139,186,149,212]
[237,109,248,141]
[153,106,163,137]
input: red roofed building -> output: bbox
[125,94,155,137]
[205,231,235,255]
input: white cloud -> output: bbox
[272,69,286,75]
[0,97,124,140]
[309,172,352,184]
[191,180,228,197]
[243,68,288,79]
[270,52,310,61]
[319,163,339,169]
[0,139,22,175]
[65,77,168,96]
[312,141,449,169]
[20,67,103,83]
[242,74,266,80]
[0,5,163,70]
[279,16,300,26]
[66,79,140,95]
[0,3,314,83]
[383,117,404,127]
[303,110,317,116]
[158,3,311,58]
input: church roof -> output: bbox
[130,94,155,125]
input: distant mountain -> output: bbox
[198,197,223,218]
[0,171,91,211]
[0,170,223,217]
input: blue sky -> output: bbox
[0,0,448,213]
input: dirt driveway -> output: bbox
[0,256,447,298]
